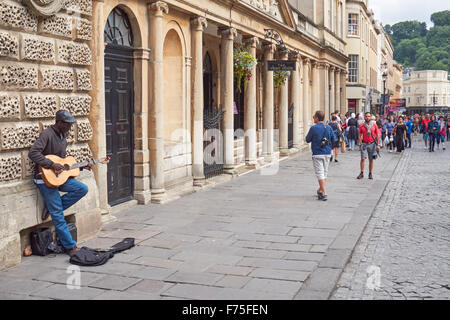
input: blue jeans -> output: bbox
[37,178,88,249]
[428,133,436,151]
[349,139,356,150]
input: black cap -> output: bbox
[55,110,76,124]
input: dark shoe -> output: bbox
[369,173,373,180]
[321,194,328,201]
[334,159,338,162]
[330,157,333,162]
[357,172,364,179]
[41,206,49,221]
[66,246,78,255]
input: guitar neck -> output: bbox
[70,158,101,170]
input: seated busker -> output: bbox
[28,110,92,254]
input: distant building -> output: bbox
[403,70,450,113]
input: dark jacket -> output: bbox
[28,125,67,180]
[427,120,439,135]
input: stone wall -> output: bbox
[0,0,100,270]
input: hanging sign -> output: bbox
[267,60,296,71]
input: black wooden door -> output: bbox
[105,46,134,206]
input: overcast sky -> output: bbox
[370,0,449,28]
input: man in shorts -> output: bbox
[357,112,380,180]
[306,110,337,201]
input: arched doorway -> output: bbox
[104,7,134,206]
[203,52,223,178]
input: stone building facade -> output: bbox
[404,70,450,109]
[0,0,347,270]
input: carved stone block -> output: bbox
[41,66,74,90]
[76,18,92,41]
[66,143,93,163]
[22,150,34,178]
[23,94,58,119]
[0,152,22,183]
[0,1,38,32]
[57,40,92,65]
[21,35,55,62]
[0,63,39,90]
[0,94,20,120]
[75,69,91,91]
[60,94,91,116]
[63,0,92,16]
[0,123,40,150]
[76,118,92,142]
[0,32,19,59]
[40,14,73,38]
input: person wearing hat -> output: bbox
[28,110,92,254]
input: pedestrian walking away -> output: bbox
[405,116,413,148]
[437,116,446,150]
[329,115,342,162]
[305,110,337,201]
[421,114,431,149]
[357,112,380,180]
[427,115,439,152]
[347,113,358,151]
[394,116,407,153]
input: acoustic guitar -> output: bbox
[38,155,110,188]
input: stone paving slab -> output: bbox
[0,146,402,300]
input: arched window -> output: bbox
[104,7,133,47]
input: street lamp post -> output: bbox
[382,72,387,115]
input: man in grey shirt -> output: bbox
[28,110,92,254]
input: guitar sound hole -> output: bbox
[64,164,70,171]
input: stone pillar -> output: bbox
[290,51,301,149]
[341,70,347,114]
[312,60,320,115]
[243,36,259,168]
[329,66,335,115]
[191,17,207,186]
[90,0,111,220]
[302,57,310,135]
[323,63,330,120]
[148,1,168,203]
[218,27,237,174]
[278,49,289,156]
[133,48,151,204]
[335,68,341,114]
[263,43,276,162]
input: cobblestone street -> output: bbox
[332,135,450,300]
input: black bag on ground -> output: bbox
[30,228,53,256]
[69,237,135,266]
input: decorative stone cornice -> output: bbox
[330,66,336,71]
[148,1,169,15]
[243,36,259,48]
[289,50,300,61]
[23,0,64,17]
[262,42,276,53]
[191,17,207,31]
[302,57,310,64]
[218,27,237,40]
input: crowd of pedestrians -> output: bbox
[305,109,449,201]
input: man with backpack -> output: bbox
[357,112,380,180]
[306,110,338,201]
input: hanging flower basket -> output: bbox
[233,48,257,92]
[273,70,290,88]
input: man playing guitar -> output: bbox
[28,110,92,254]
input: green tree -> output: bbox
[426,25,450,48]
[390,21,427,42]
[431,10,450,27]
[394,38,426,66]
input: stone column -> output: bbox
[323,63,330,120]
[329,66,335,115]
[278,49,289,156]
[133,48,151,204]
[148,1,168,203]
[290,51,301,149]
[302,57,310,135]
[263,43,276,162]
[335,68,341,114]
[191,17,207,186]
[218,27,237,174]
[312,60,320,116]
[341,70,347,114]
[89,0,111,221]
[243,36,259,168]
